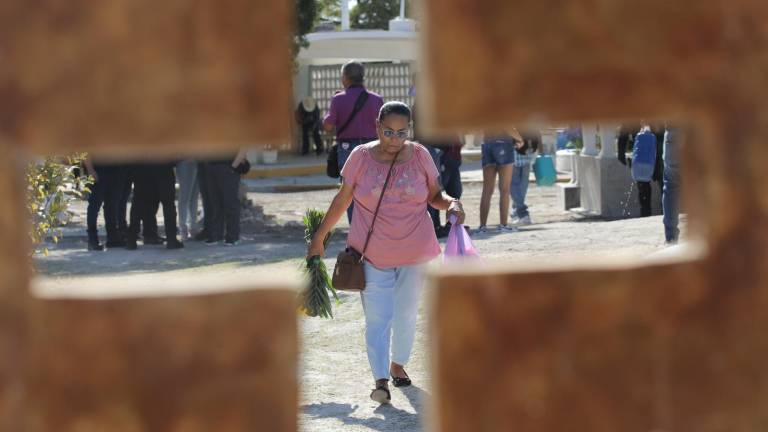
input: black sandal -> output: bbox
[370,384,391,404]
[390,371,412,387]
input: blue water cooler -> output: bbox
[533,155,557,186]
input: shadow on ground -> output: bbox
[34,226,350,278]
[302,385,429,431]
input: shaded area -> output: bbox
[301,386,428,431]
[35,228,349,278]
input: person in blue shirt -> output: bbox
[618,123,664,217]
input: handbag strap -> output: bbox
[336,90,369,138]
[360,147,402,260]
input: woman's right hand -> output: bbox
[447,199,466,225]
[307,235,326,258]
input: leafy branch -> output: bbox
[299,209,338,318]
[26,154,90,255]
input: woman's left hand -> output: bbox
[447,200,465,225]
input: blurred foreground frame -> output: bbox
[0,0,293,157]
[422,0,768,431]
[0,0,297,430]
[1,0,768,429]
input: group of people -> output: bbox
[308,59,685,405]
[308,60,548,405]
[83,151,249,251]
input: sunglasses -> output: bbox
[381,128,410,139]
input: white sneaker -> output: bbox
[516,215,532,226]
[498,224,519,233]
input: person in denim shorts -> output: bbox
[478,131,519,234]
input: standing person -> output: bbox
[82,157,128,250]
[296,97,324,155]
[618,123,664,217]
[126,162,183,250]
[510,129,539,226]
[411,101,443,234]
[650,123,666,211]
[323,60,384,220]
[432,137,464,236]
[176,159,200,240]
[413,101,465,237]
[423,144,444,234]
[125,163,162,245]
[477,131,518,234]
[204,150,248,246]
[662,126,681,244]
[193,160,213,241]
[116,163,132,242]
[307,102,465,404]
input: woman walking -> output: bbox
[307,102,465,404]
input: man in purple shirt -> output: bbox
[323,60,384,171]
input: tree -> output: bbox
[317,0,341,24]
[351,0,410,30]
[26,154,89,254]
[294,0,319,56]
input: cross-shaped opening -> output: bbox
[4,0,764,430]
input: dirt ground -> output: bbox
[33,171,683,432]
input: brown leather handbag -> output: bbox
[332,149,401,291]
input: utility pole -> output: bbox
[389,0,415,32]
[341,0,349,30]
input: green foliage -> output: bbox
[317,0,341,23]
[300,209,338,318]
[294,0,319,56]
[351,0,410,30]
[26,154,90,254]
[564,137,583,150]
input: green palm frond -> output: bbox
[300,209,338,318]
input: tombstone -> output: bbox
[577,124,646,218]
[557,147,581,211]
[0,0,298,429]
[421,0,768,430]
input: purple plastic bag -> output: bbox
[444,215,479,259]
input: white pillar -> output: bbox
[569,150,579,185]
[581,124,599,156]
[400,0,406,18]
[598,124,618,159]
[341,0,350,30]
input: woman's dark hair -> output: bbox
[378,101,412,122]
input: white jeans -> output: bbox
[361,262,424,380]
